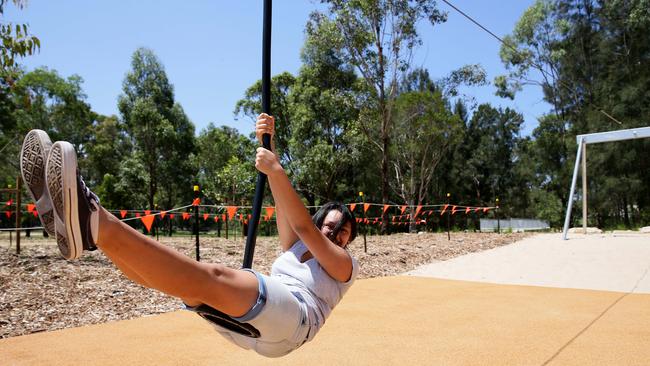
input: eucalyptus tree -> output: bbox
[555,0,650,227]
[308,0,448,232]
[286,28,362,208]
[461,104,524,209]
[195,124,256,206]
[0,68,96,187]
[0,0,39,71]
[234,72,297,167]
[235,63,362,210]
[500,0,650,227]
[391,89,462,232]
[118,47,196,210]
[495,0,576,217]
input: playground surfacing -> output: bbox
[1,233,650,365]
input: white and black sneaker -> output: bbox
[45,141,100,260]
[20,130,56,236]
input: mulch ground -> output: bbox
[0,231,530,339]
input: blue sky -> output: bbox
[5,0,549,136]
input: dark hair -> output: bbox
[312,201,357,244]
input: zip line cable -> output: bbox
[439,0,624,126]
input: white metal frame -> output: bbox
[562,126,650,240]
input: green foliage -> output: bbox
[391,88,463,231]
[234,72,296,165]
[310,1,448,232]
[0,0,40,70]
[117,48,196,209]
[214,155,256,206]
[0,67,96,186]
[450,104,525,211]
[529,187,563,227]
[195,124,256,205]
[2,1,647,234]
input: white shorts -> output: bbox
[186,270,312,358]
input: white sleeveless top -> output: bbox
[271,240,359,329]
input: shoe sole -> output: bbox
[20,130,55,236]
[46,142,83,260]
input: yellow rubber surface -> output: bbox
[1,276,649,365]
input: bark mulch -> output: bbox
[0,231,530,339]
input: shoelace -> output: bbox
[78,172,100,208]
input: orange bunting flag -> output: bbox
[221,214,226,222]
[6,199,12,206]
[383,204,389,214]
[120,210,127,218]
[214,215,219,222]
[373,218,378,224]
[440,204,449,216]
[248,214,252,220]
[169,214,175,220]
[415,205,423,218]
[465,207,471,214]
[451,206,457,215]
[364,218,369,224]
[474,207,481,213]
[27,204,35,213]
[203,213,209,221]
[349,203,357,212]
[265,207,275,219]
[141,214,155,232]
[226,206,237,220]
[192,198,201,206]
[400,205,407,215]
[160,211,167,219]
[182,212,190,221]
[363,203,370,213]
[144,210,151,216]
[483,207,490,213]
[135,213,141,218]
[32,211,38,217]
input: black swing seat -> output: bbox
[193,304,261,338]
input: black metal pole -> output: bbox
[243,0,272,269]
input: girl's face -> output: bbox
[320,209,352,248]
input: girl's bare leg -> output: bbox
[95,207,259,317]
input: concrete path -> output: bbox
[405,233,650,294]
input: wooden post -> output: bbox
[15,176,22,254]
[360,191,366,253]
[582,141,587,234]
[193,185,200,261]
[225,212,229,239]
[446,193,451,241]
[496,198,500,234]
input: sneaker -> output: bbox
[20,130,56,236]
[45,141,100,260]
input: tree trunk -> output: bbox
[380,132,390,234]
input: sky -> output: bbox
[5,0,550,137]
